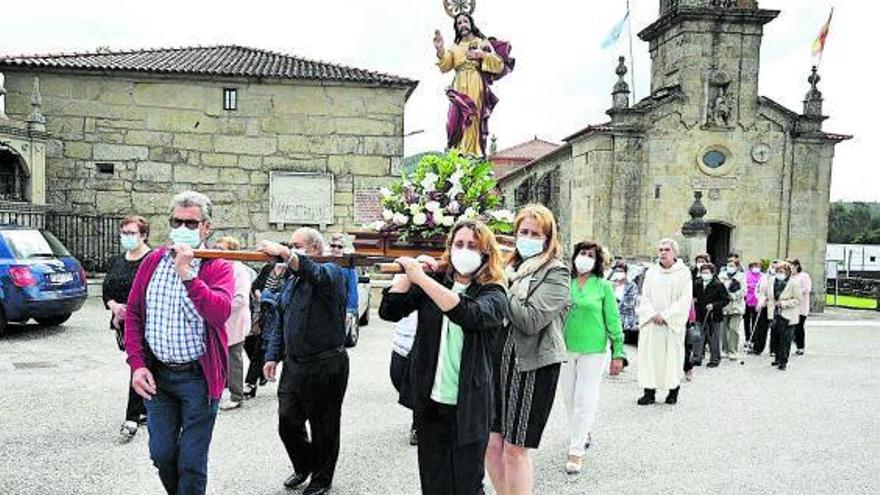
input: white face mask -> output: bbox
[574,255,595,274]
[750,267,761,274]
[775,273,788,282]
[726,265,737,274]
[701,273,713,282]
[451,248,483,276]
[611,272,625,282]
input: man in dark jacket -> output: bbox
[259,228,348,495]
[692,263,730,367]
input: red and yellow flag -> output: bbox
[812,8,834,57]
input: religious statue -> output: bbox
[434,0,514,158]
[712,86,731,127]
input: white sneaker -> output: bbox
[219,399,241,411]
[118,421,138,443]
[565,455,583,474]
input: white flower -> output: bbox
[447,184,463,200]
[449,167,465,185]
[420,173,439,192]
[446,200,461,214]
[441,215,455,227]
[382,209,394,221]
[409,203,422,215]
[463,207,478,219]
[380,187,393,198]
[413,212,427,226]
[490,209,515,223]
[369,220,385,231]
[425,201,441,212]
[392,213,409,226]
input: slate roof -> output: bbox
[490,138,559,162]
[0,45,417,88]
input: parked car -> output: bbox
[0,226,88,333]
[344,273,371,348]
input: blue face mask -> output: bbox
[516,237,545,259]
[120,234,140,252]
[169,226,202,248]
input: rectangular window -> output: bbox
[654,185,661,199]
[223,88,237,111]
[871,256,876,263]
[96,162,114,174]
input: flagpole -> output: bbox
[627,0,636,105]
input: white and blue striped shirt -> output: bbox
[144,253,206,364]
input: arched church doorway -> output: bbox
[0,147,28,202]
[707,222,733,267]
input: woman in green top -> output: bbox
[561,240,625,474]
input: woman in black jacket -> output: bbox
[379,220,508,495]
[692,263,730,367]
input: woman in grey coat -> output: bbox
[485,204,570,495]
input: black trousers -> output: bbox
[751,308,770,354]
[278,353,349,488]
[794,315,807,350]
[125,376,147,422]
[743,306,759,342]
[390,351,420,430]
[243,334,264,386]
[774,317,795,366]
[417,401,487,495]
[770,317,780,356]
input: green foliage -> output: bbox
[828,202,880,244]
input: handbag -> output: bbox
[686,322,702,346]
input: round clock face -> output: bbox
[751,143,770,163]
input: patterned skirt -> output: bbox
[491,328,560,449]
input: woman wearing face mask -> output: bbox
[765,262,801,370]
[743,261,763,346]
[610,262,639,346]
[560,241,624,474]
[379,220,507,495]
[691,263,730,368]
[485,204,569,495]
[102,215,152,442]
[786,258,812,356]
[750,261,777,355]
[719,258,745,360]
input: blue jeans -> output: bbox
[144,366,219,495]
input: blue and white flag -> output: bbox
[601,10,630,49]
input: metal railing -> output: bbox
[0,203,121,272]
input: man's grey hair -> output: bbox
[170,190,213,222]
[658,238,679,254]
[295,227,325,252]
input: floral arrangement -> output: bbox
[367,150,514,241]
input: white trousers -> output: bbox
[561,351,608,457]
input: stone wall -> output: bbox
[2,71,408,245]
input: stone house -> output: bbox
[499,0,851,310]
[0,45,417,244]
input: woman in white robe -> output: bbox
[635,239,693,405]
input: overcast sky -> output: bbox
[3,0,875,201]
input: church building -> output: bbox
[499,0,850,310]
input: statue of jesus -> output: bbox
[433,13,513,158]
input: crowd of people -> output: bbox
[102,190,812,495]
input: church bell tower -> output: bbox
[639,0,780,128]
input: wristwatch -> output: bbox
[181,268,198,282]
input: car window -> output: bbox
[1,230,71,259]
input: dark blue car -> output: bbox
[0,226,88,333]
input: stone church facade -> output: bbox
[0,45,416,244]
[500,0,850,310]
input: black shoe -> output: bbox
[706,362,719,368]
[778,363,787,370]
[665,387,679,405]
[409,428,418,446]
[284,472,310,489]
[243,384,257,399]
[637,389,656,406]
[693,361,702,367]
[136,414,148,426]
[303,484,331,495]
[796,349,804,356]
[584,433,592,450]
[770,361,778,366]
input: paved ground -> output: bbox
[1,289,878,495]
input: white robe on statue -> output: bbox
[636,259,693,391]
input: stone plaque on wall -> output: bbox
[691,176,738,190]
[354,188,382,224]
[269,172,334,225]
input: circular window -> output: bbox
[695,145,735,177]
[702,150,726,169]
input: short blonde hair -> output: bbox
[215,236,242,251]
[507,204,563,267]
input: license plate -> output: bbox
[49,272,74,284]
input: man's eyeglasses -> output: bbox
[169,217,203,230]
[329,244,344,250]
